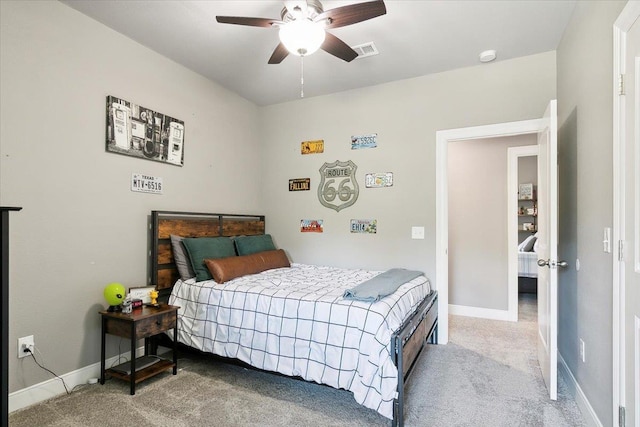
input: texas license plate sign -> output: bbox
[131,173,163,194]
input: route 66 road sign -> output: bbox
[318,160,359,212]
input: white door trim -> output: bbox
[613,3,640,425]
[436,118,543,344]
[507,145,539,322]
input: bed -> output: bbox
[518,251,538,278]
[518,234,538,293]
[149,211,438,427]
[517,233,538,279]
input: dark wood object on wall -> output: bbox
[1,206,22,426]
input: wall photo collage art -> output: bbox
[294,133,392,235]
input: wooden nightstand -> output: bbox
[100,304,179,395]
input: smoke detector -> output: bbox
[479,50,497,63]
[352,42,379,59]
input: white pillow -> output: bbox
[522,236,537,252]
[518,235,536,252]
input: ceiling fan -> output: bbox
[216,0,387,64]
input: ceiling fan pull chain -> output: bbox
[300,56,305,98]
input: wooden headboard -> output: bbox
[150,211,266,293]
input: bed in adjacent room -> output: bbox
[518,234,538,293]
[149,211,437,427]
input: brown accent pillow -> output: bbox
[204,249,290,284]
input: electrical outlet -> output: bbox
[18,335,34,359]
[579,338,585,363]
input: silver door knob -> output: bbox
[538,259,569,268]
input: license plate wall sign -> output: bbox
[289,178,310,191]
[300,219,323,233]
[301,140,324,155]
[350,219,377,234]
[365,172,393,188]
[351,134,377,149]
[131,173,163,194]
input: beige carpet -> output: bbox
[10,294,585,426]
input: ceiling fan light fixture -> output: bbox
[279,19,326,56]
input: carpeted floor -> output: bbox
[9,294,585,426]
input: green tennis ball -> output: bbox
[103,283,125,306]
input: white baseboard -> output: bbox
[449,304,510,321]
[558,353,602,427]
[9,347,143,413]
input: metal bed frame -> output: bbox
[149,210,438,427]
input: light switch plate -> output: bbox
[603,227,611,253]
[411,226,425,240]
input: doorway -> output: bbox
[435,118,545,344]
[446,136,537,322]
[613,3,640,426]
[509,146,539,322]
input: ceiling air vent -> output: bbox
[351,42,379,59]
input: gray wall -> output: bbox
[0,1,263,392]
[259,53,556,284]
[448,135,536,311]
[556,1,627,425]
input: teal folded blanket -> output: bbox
[343,268,424,302]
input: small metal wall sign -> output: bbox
[289,178,310,191]
[131,173,163,194]
[350,219,377,234]
[301,219,323,233]
[365,172,393,188]
[318,160,359,212]
[301,140,324,155]
[351,133,377,149]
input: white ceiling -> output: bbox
[60,0,576,106]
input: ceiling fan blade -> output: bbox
[314,0,387,29]
[316,0,386,29]
[216,16,282,28]
[268,43,290,64]
[321,32,358,62]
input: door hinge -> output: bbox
[619,74,625,96]
[619,405,625,426]
[618,240,624,262]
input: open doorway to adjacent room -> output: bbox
[510,146,539,323]
[447,135,538,323]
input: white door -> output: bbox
[623,10,640,426]
[536,100,559,400]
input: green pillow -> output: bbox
[234,234,276,256]
[182,237,236,282]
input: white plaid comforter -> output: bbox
[168,263,431,419]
